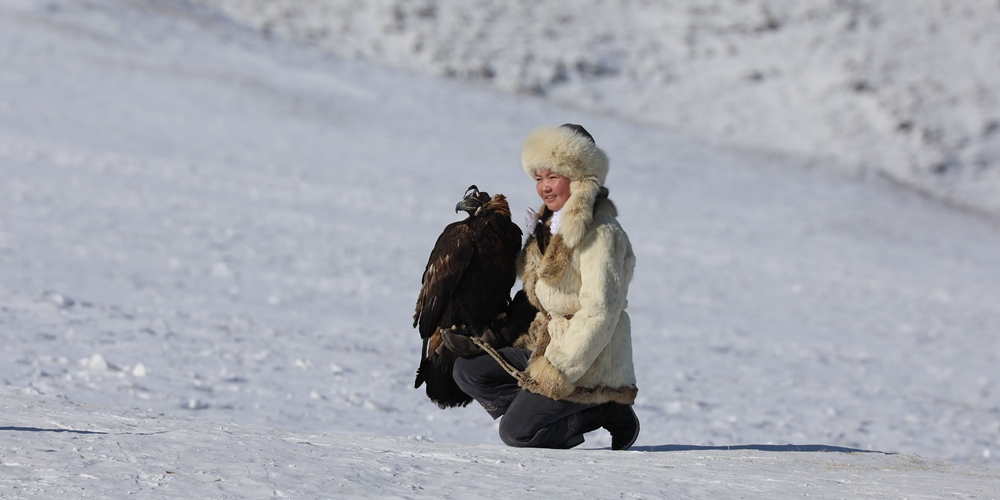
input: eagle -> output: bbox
[413,185,523,408]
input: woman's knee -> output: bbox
[452,354,507,390]
[498,415,537,447]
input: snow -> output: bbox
[1,0,999,497]
[189,0,1000,218]
[4,392,1000,498]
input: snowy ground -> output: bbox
[4,391,1000,498]
[2,0,1000,497]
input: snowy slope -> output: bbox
[189,0,1000,218]
[1,0,1000,497]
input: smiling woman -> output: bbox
[451,124,640,451]
[535,169,571,212]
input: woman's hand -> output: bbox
[440,327,506,358]
[439,327,482,357]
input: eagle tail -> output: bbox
[414,333,473,408]
[414,337,430,389]
[420,352,473,409]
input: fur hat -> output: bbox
[521,124,610,250]
[521,124,609,185]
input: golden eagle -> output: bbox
[413,185,523,408]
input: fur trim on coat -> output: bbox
[516,190,638,406]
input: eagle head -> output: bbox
[455,185,492,216]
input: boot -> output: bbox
[603,403,640,451]
[572,402,640,450]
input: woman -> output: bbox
[448,123,639,450]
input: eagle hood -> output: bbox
[521,124,610,250]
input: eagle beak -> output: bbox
[455,197,483,215]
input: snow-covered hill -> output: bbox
[191,0,1000,218]
[2,0,999,497]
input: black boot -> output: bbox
[572,402,640,450]
[603,403,640,450]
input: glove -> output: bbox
[440,327,482,358]
[440,327,506,358]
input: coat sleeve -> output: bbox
[533,222,628,386]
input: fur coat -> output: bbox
[514,125,638,405]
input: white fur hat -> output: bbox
[521,124,609,185]
[521,124,610,249]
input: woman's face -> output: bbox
[535,169,572,212]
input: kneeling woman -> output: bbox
[449,123,639,450]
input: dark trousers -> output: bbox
[453,347,597,449]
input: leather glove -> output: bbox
[440,327,506,358]
[440,328,483,358]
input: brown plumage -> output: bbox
[413,185,523,408]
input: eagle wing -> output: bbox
[413,221,476,339]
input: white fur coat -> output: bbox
[516,186,638,405]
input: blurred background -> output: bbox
[195,0,1000,217]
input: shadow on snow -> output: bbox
[631,443,888,454]
[0,426,107,435]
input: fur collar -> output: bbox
[531,185,615,283]
[536,182,611,250]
